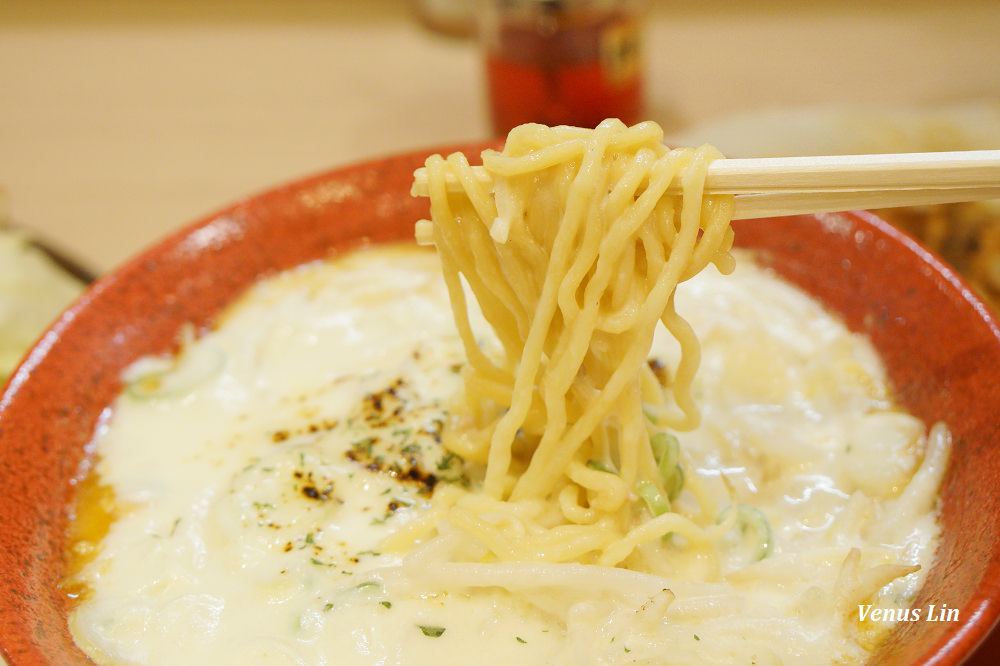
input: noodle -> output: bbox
[413,119,736,567]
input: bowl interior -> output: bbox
[2,144,1000,665]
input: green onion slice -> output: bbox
[636,481,670,516]
[586,459,617,474]
[717,504,774,562]
[650,432,684,501]
[665,464,684,502]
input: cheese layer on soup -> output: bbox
[67,244,948,665]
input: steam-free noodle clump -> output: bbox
[405,119,739,569]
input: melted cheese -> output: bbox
[67,244,945,665]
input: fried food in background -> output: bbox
[668,100,1000,311]
[880,201,1000,310]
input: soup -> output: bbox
[66,245,946,665]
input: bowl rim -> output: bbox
[2,141,1000,665]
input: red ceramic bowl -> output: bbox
[2,144,1000,665]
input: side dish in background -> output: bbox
[0,228,87,385]
[880,200,1000,309]
[668,100,1000,309]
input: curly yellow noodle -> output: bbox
[410,119,736,569]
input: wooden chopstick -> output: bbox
[697,150,1000,194]
[411,150,1000,220]
[732,185,1000,220]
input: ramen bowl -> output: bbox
[1,143,1000,665]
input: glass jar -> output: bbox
[480,0,648,135]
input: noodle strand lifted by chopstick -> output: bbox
[412,119,736,566]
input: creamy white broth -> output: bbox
[68,244,946,665]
